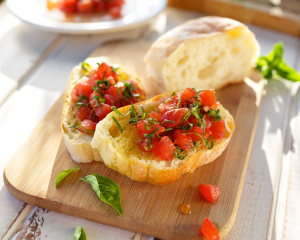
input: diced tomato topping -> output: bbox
[89,91,103,109]
[209,120,226,139]
[78,119,97,134]
[104,94,114,106]
[94,104,112,120]
[71,87,78,102]
[107,0,124,8]
[158,103,172,114]
[137,136,160,152]
[149,112,162,121]
[205,114,213,128]
[97,62,113,80]
[183,115,198,125]
[109,6,122,18]
[106,85,123,102]
[160,108,189,128]
[77,81,93,99]
[58,0,77,13]
[200,90,216,106]
[173,129,192,150]
[199,217,220,240]
[198,184,220,203]
[181,88,197,101]
[89,71,100,87]
[211,101,220,110]
[136,120,165,138]
[186,126,210,140]
[77,106,91,121]
[93,0,106,11]
[152,136,176,161]
[77,0,94,13]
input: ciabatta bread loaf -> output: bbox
[61,58,144,163]
[144,16,260,93]
[91,90,234,185]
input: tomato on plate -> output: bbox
[198,184,220,203]
[200,90,216,106]
[77,106,91,121]
[58,0,77,13]
[199,217,220,240]
[109,6,122,18]
[137,136,160,152]
[209,119,226,139]
[94,104,112,120]
[77,0,94,13]
[152,136,176,161]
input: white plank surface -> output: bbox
[1,4,300,240]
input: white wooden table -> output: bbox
[0,2,300,239]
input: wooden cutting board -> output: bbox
[4,40,263,240]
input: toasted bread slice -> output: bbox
[91,90,234,185]
[144,16,260,93]
[61,58,145,163]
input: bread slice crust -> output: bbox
[61,58,145,163]
[91,90,235,185]
[144,16,260,93]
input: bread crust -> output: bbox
[144,16,260,93]
[91,90,235,185]
[61,58,145,163]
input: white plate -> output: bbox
[7,0,167,34]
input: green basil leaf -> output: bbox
[81,62,92,72]
[112,116,123,133]
[111,106,124,117]
[275,61,300,82]
[74,225,87,240]
[80,174,123,216]
[55,166,80,187]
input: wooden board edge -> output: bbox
[167,0,300,37]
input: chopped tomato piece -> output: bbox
[104,94,114,106]
[94,104,112,120]
[166,94,184,108]
[77,81,93,99]
[107,0,124,8]
[158,103,172,114]
[77,106,91,121]
[58,0,77,13]
[97,62,113,79]
[199,217,220,240]
[152,136,176,161]
[160,108,189,128]
[204,114,213,128]
[78,119,97,134]
[106,85,123,102]
[149,112,162,121]
[211,101,220,110]
[89,71,100,87]
[181,88,197,101]
[186,126,210,140]
[200,90,216,106]
[89,91,103,109]
[71,87,78,102]
[198,184,220,203]
[209,120,226,139]
[137,136,160,152]
[183,115,198,125]
[173,129,192,150]
[136,120,165,138]
[109,6,122,18]
[77,0,94,13]
[93,0,106,11]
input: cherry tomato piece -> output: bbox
[209,119,226,139]
[94,104,112,120]
[109,6,122,18]
[173,129,192,150]
[181,88,197,101]
[78,119,97,134]
[93,0,106,11]
[200,90,216,106]
[149,112,162,121]
[136,120,165,138]
[186,126,210,140]
[77,0,94,13]
[89,91,103,109]
[199,217,220,240]
[198,184,220,203]
[107,0,124,8]
[137,136,160,152]
[152,136,176,161]
[58,0,77,13]
[160,108,189,128]
[77,106,91,121]
[89,71,100,87]
[104,94,114,106]
[77,81,93,99]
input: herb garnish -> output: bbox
[81,62,92,72]
[80,174,123,216]
[74,225,87,240]
[255,42,300,82]
[174,146,187,160]
[184,132,214,150]
[112,116,123,133]
[55,166,80,187]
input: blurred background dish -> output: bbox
[7,0,167,34]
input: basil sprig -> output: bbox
[255,42,300,82]
[81,62,92,72]
[80,174,123,216]
[55,166,80,187]
[74,225,87,240]
[174,146,187,160]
